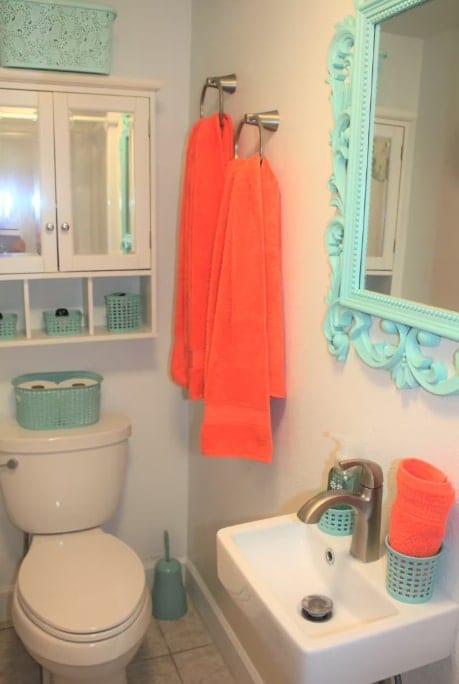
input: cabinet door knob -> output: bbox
[45,222,55,232]
[60,222,71,232]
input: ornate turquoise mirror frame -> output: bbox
[325,0,459,395]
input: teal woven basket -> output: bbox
[0,312,17,339]
[43,308,82,336]
[318,505,354,536]
[105,292,142,332]
[385,536,443,604]
[13,370,103,430]
[0,0,116,74]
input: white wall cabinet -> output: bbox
[0,69,160,345]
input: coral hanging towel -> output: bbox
[201,155,286,463]
[388,458,455,557]
[170,113,233,399]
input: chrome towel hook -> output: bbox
[234,110,280,159]
[199,73,238,126]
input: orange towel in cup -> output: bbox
[388,458,455,557]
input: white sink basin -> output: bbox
[217,514,459,684]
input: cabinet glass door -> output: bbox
[0,90,56,274]
[54,93,151,271]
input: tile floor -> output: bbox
[0,598,235,683]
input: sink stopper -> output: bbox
[301,594,333,622]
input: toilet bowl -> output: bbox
[12,529,151,684]
[0,414,151,684]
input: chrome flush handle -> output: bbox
[0,458,18,470]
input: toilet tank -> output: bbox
[0,413,131,534]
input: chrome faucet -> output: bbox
[297,459,383,563]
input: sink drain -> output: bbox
[301,594,333,622]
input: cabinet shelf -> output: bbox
[0,272,156,346]
[0,327,155,348]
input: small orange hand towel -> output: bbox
[170,113,233,399]
[388,458,455,557]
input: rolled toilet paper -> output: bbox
[58,377,99,388]
[16,380,58,390]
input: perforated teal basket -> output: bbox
[385,536,443,604]
[43,308,83,336]
[13,371,103,430]
[318,505,354,536]
[105,292,142,332]
[0,312,17,339]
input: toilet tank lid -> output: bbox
[0,413,131,453]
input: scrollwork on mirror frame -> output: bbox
[323,13,459,396]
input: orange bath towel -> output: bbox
[200,155,286,462]
[170,113,233,399]
[388,458,455,557]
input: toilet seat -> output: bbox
[17,529,147,643]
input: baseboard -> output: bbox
[185,559,263,684]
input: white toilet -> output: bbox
[0,412,151,684]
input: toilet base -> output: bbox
[42,668,127,684]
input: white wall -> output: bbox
[0,0,192,611]
[402,29,451,306]
[430,28,459,311]
[187,2,459,683]
[378,32,423,113]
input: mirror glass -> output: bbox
[0,106,40,257]
[365,0,459,312]
[69,109,135,256]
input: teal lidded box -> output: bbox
[0,0,116,74]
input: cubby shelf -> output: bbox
[0,271,156,346]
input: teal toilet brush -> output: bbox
[152,530,187,620]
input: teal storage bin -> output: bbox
[13,370,103,430]
[0,0,116,74]
[385,536,443,604]
[105,292,142,332]
[43,308,82,336]
[0,312,18,339]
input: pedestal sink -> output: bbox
[217,514,459,684]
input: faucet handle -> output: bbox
[338,459,383,489]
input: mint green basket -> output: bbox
[0,312,17,339]
[318,505,354,536]
[385,537,443,604]
[13,370,102,430]
[105,292,142,332]
[0,0,116,74]
[43,308,82,336]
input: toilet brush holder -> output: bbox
[152,530,187,620]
